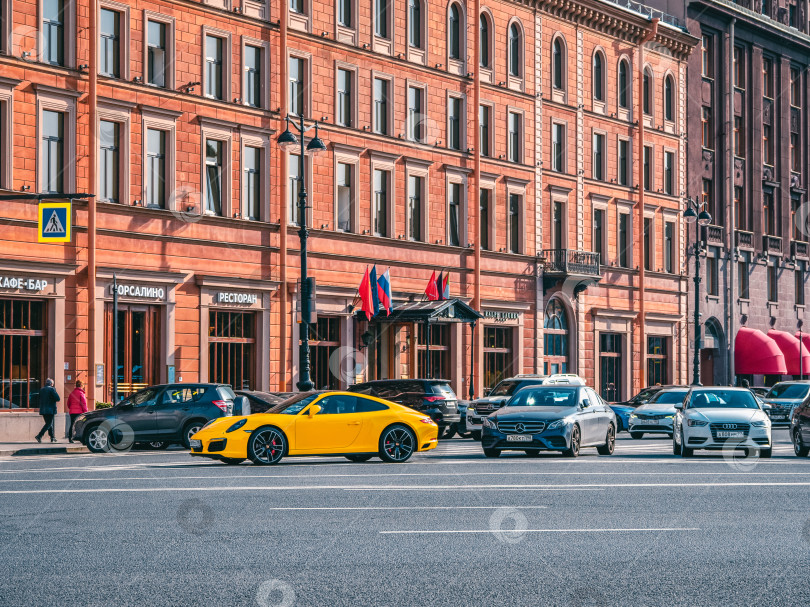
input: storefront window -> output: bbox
[599,333,622,402]
[209,311,255,390]
[543,299,568,374]
[105,304,159,403]
[417,323,449,379]
[647,336,668,386]
[0,299,45,409]
[484,326,513,388]
[309,317,340,390]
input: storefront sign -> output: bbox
[484,310,521,323]
[217,291,258,305]
[0,276,49,292]
[110,284,165,299]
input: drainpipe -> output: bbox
[727,18,736,385]
[472,0,481,399]
[278,3,289,390]
[637,19,658,390]
[88,0,98,406]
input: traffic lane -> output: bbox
[1,481,808,607]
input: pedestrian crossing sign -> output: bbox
[38,202,71,243]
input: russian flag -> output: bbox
[377,270,392,315]
[370,265,380,316]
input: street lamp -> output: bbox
[684,196,712,386]
[277,115,327,391]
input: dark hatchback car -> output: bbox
[235,390,294,414]
[72,384,236,452]
[348,379,460,436]
[764,381,810,427]
[481,385,617,458]
[790,390,810,457]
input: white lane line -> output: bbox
[380,527,701,535]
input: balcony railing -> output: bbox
[792,240,809,260]
[763,234,783,255]
[704,224,724,245]
[735,230,754,249]
[540,249,601,278]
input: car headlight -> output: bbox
[482,418,496,429]
[546,418,571,430]
[687,419,708,426]
[629,414,638,419]
[751,420,769,427]
[225,419,247,433]
[664,415,674,419]
[467,407,475,412]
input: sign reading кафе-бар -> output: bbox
[0,276,50,292]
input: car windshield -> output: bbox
[633,387,661,403]
[687,390,759,409]
[507,388,578,407]
[766,384,810,400]
[649,390,688,404]
[120,388,159,407]
[268,393,320,415]
[489,381,523,397]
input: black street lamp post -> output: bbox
[683,196,712,387]
[277,115,327,392]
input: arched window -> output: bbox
[618,58,630,109]
[593,51,605,101]
[642,66,653,115]
[509,22,522,77]
[552,37,565,91]
[480,13,490,67]
[664,74,675,121]
[448,3,461,60]
[409,0,422,49]
[544,299,569,374]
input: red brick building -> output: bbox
[0,0,695,437]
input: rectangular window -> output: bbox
[205,139,224,216]
[289,56,305,116]
[593,133,605,180]
[707,250,719,296]
[599,333,622,402]
[145,128,166,208]
[373,78,388,135]
[409,0,421,48]
[99,120,119,203]
[508,112,521,162]
[408,175,422,241]
[480,188,489,250]
[734,116,745,157]
[618,139,629,186]
[508,193,520,253]
[701,34,713,78]
[338,0,352,27]
[619,212,629,268]
[309,317,341,391]
[791,67,801,107]
[702,179,714,224]
[593,208,605,261]
[373,169,388,236]
[767,260,778,302]
[764,191,775,235]
[792,132,801,173]
[480,105,490,157]
[735,186,745,230]
[243,146,260,220]
[664,151,674,195]
[794,197,804,241]
[552,201,563,250]
[290,0,303,13]
[797,261,805,306]
[738,251,750,299]
[647,337,668,386]
[375,0,388,38]
[763,124,773,166]
[448,182,461,246]
[702,107,713,150]
[205,35,223,100]
[643,217,653,271]
[43,0,65,66]
[664,221,675,273]
[448,97,462,150]
[42,110,64,194]
[643,145,652,191]
[0,299,46,409]
[552,123,565,172]
[407,86,423,142]
[209,311,255,392]
[336,162,352,231]
[337,68,353,127]
[288,154,301,224]
[763,57,774,98]
[147,20,167,87]
[734,46,744,89]
[244,46,262,108]
[100,8,120,78]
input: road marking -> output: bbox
[379,527,701,535]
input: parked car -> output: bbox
[790,392,810,457]
[348,379,460,438]
[235,390,291,414]
[628,387,689,438]
[608,404,634,433]
[72,383,236,453]
[762,381,810,427]
[466,374,586,440]
[614,385,681,408]
[481,385,616,458]
[190,391,439,465]
[672,387,772,457]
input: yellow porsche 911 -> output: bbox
[189,391,439,465]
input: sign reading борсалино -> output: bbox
[109,284,166,299]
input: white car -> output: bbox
[672,387,772,457]
[628,387,688,438]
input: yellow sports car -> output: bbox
[189,391,439,465]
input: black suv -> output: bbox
[72,384,236,452]
[348,379,460,436]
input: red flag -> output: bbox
[358,266,374,320]
[425,271,439,301]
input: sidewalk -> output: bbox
[0,440,89,457]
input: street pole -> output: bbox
[684,197,711,387]
[800,320,804,380]
[112,273,118,403]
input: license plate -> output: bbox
[771,415,786,420]
[716,431,744,438]
[189,439,202,448]
[644,419,659,425]
[506,435,532,442]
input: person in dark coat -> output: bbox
[35,378,60,443]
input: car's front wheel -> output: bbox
[147,441,169,450]
[563,425,581,457]
[441,424,456,439]
[182,421,205,449]
[471,430,482,441]
[672,430,682,456]
[794,430,810,457]
[86,425,109,453]
[597,424,616,455]
[345,454,373,462]
[483,448,500,458]
[630,432,644,439]
[759,448,772,458]
[379,425,416,463]
[247,427,286,465]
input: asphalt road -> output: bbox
[0,430,808,607]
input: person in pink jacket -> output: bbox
[66,379,88,443]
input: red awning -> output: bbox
[735,327,787,375]
[797,333,810,354]
[768,330,810,375]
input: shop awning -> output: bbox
[734,327,787,375]
[767,329,810,375]
[373,298,483,324]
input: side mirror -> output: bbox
[674,403,683,410]
[581,399,590,409]
[762,403,772,411]
[232,395,251,417]
[308,404,322,418]
[483,388,491,397]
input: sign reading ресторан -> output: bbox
[109,284,166,299]
[0,276,49,292]
[217,291,258,305]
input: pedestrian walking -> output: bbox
[66,379,87,443]
[34,379,61,443]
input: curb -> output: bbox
[0,446,90,456]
